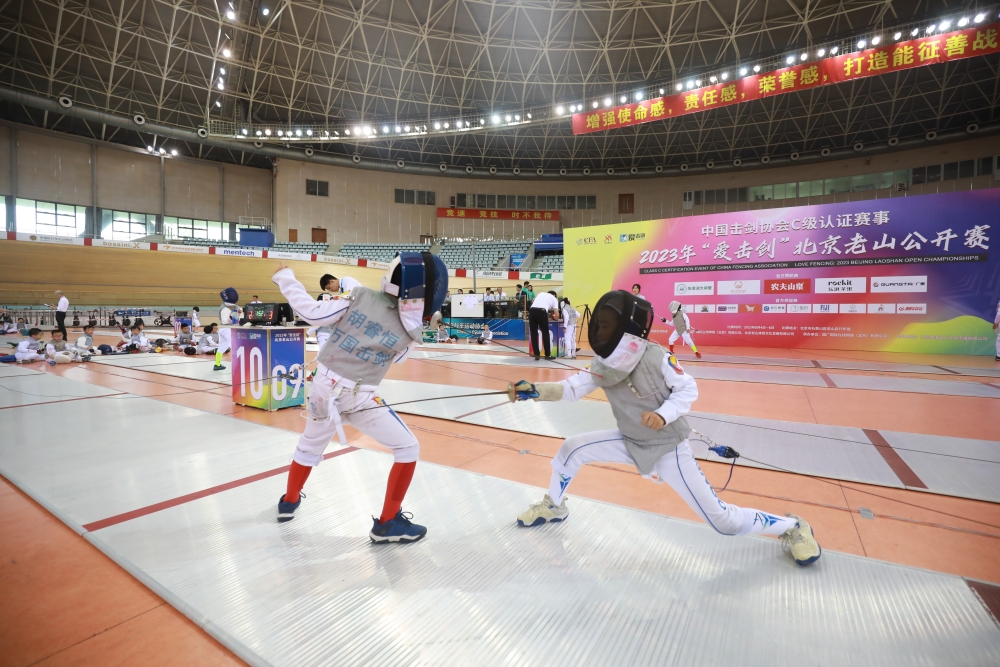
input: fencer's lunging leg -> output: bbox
[654,442,795,536]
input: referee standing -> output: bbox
[528,290,559,360]
[46,290,69,338]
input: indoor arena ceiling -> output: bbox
[1,0,998,173]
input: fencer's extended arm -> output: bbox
[557,370,600,401]
[654,355,699,424]
[272,267,351,326]
[393,341,417,364]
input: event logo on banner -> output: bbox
[564,189,999,354]
[269,329,306,410]
[573,23,1000,134]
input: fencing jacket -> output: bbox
[559,345,697,475]
[671,310,691,334]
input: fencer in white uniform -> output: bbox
[313,274,362,349]
[663,300,701,358]
[273,252,448,543]
[217,288,239,354]
[561,298,579,359]
[511,290,821,566]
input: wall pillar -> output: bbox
[7,126,16,231]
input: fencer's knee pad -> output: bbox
[391,439,420,463]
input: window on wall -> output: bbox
[394,189,436,205]
[101,210,154,240]
[306,179,329,196]
[15,199,87,237]
[163,217,226,241]
[454,193,595,210]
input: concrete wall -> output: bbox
[96,147,161,213]
[17,130,94,206]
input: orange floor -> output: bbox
[3,333,999,666]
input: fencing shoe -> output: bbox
[517,494,569,527]
[780,514,822,565]
[695,351,702,359]
[277,492,304,522]
[370,510,427,543]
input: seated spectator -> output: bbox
[436,324,452,343]
[196,324,220,354]
[14,328,46,363]
[120,324,151,353]
[477,324,493,345]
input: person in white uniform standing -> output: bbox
[510,289,821,566]
[272,252,448,543]
[217,288,239,354]
[561,297,579,359]
[528,290,560,360]
[314,274,361,349]
[662,300,701,358]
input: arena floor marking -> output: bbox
[0,372,122,409]
[91,354,233,384]
[0,363,43,377]
[76,448,1000,667]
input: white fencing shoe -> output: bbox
[517,494,568,527]
[780,514,822,565]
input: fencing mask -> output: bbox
[220,287,239,306]
[669,300,682,314]
[588,290,655,360]
[382,251,449,343]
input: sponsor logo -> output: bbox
[529,272,553,280]
[604,234,613,244]
[718,279,761,295]
[695,304,716,313]
[788,304,812,313]
[160,244,208,254]
[897,303,927,314]
[619,232,647,242]
[267,251,311,260]
[815,277,866,294]
[716,304,739,313]
[369,261,392,269]
[839,304,865,314]
[871,276,928,293]
[318,255,351,264]
[474,270,507,279]
[674,281,714,296]
[762,304,787,313]
[219,248,258,256]
[100,240,142,249]
[740,304,761,313]
[812,304,836,314]
[28,234,78,244]
[764,279,811,294]
[576,236,597,246]
[868,303,896,314]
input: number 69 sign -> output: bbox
[231,327,306,411]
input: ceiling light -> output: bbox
[857,39,866,49]
[830,46,839,54]
[686,80,694,89]
[324,130,329,135]
[659,88,664,94]
[264,129,271,135]
[277,130,283,136]
[676,83,683,91]
[219,67,226,74]
[479,119,484,125]
[958,17,969,27]
[353,127,359,134]
[894,32,902,40]
[604,97,612,106]
[241,128,248,135]
[443,122,449,128]
[710,75,718,83]
[871,35,881,45]
[739,67,748,75]
[226,10,235,20]
[505,115,512,122]
[382,125,389,133]
[492,114,500,123]
[434,123,441,130]
[620,95,627,103]
[215,100,221,107]
[817,48,826,56]
[261,7,270,16]
[911,27,920,36]
[753,65,761,72]
[800,53,808,60]
[526,113,531,119]
[306,129,312,136]
[514,114,520,121]
[556,105,565,115]
[926,25,936,34]
[786,56,795,64]
[938,20,950,31]
[404,125,410,131]
[695,79,702,86]
[636,91,643,100]
[592,101,599,108]
[395,126,401,132]
[255,130,262,136]
[295,129,302,136]
[147,145,154,151]
[344,129,350,135]
[217,82,224,90]
[170,149,178,156]
[159,148,165,154]
[222,48,231,58]
[975,13,985,23]
[721,72,729,80]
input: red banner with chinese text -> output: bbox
[436,208,561,221]
[571,23,1000,135]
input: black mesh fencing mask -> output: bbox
[588,290,655,359]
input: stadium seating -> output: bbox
[437,241,533,269]
[176,238,329,254]
[535,254,564,272]
[337,243,431,262]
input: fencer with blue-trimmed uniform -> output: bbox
[272,252,448,543]
[513,289,821,566]
[217,287,240,354]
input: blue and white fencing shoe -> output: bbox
[370,510,427,543]
[277,492,304,523]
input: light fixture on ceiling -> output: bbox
[857,39,866,48]
[277,130,283,136]
[171,149,178,156]
[241,128,248,135]
[264,128,271,135]
[686,80,694,88]
[261,7,270,16]
[926,25,936,33]
[620,95,627,103]
[938,20,950,31]
[739,67,748,75]
[226,10,235,20]
[786,55,795,64]
[800,53,808,60]
[894,32,902,40]
[830,45,839,54]
[871,35,881,45]
[603,97,612,106]
[306,129,312,136]
[556,105,564,114]
[514,114,520,121]
[443,122,449,128]
[958,17,969,27]
[159,147,166,154]
[492,114,500,123]
[695,79,702,86]
[592,101,598,108]
[635,91,643,100]
[975,13,985,23]
[676,83,683,91]
[323,130,328,135]
[721,72,729,80]
[911,27,920,36]
[295,129,302,136]
[659,88,664,94]
[219,67,226,74]
[505,115,512,122]
[383,126,389,133]
[222,48,231,58]
[395,126,401,132]
[215,100,221,107]
[147,145,154,151]
[479,119,485,125]
[817,48,826,56]
[404,125,410,131]
[217,81,224,90]
[526,112,531,119]
[710,75,718,83]
[255,130,261,136]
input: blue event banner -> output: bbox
[443,318,527,340]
